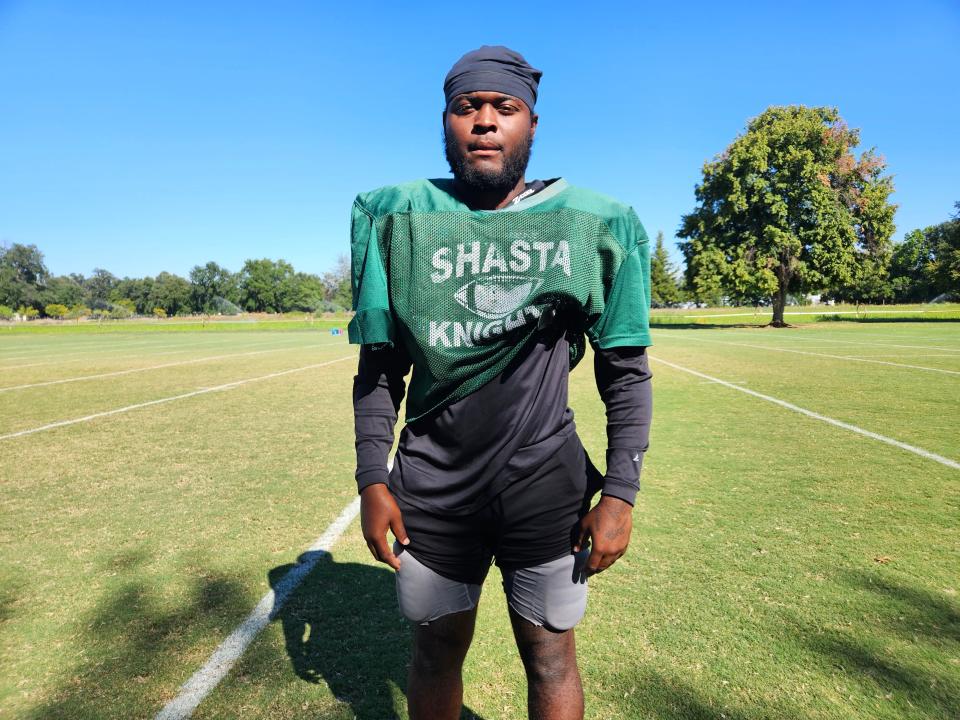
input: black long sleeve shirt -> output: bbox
[353,318,652,513]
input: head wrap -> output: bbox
[443,45,542,112]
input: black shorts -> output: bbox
[395,434,603,585]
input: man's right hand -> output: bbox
[360,483,409,570]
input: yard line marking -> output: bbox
[666,309,953,319]
[664,334,960,376]
[0,340,348,392]
[838,354,960,359]
[154,497,363,720]
[154,452,392,720]
[652,357,960,470]
[715,332,960,354]
[0,337,345,372]
[0,354,356,441]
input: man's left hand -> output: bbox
[573,495,633,575]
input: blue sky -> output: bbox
[1,0,958,280]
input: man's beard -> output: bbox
[443,130,534,194]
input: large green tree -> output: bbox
[84,268,118,307]
[650,231,682,307]
[679,106,896,325]
[42,275,88,308]
[149,272,192,315]
[890,203,960,302]
[0,243,49,310]
[189,262,238,314]
[238,258,297,313]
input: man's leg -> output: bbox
[509,608,583,720]
[408,606,478,720]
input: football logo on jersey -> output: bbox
[454,275,543,320]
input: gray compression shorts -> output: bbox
[394,543,590,632]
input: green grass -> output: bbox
[650,303,960,326]
[0,313,353,335]
[1,322,957,719]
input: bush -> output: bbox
[152,307,168,318]
[44,303,68,319]
[109,302,133,320]
[0,305,12,321]
[67,304,91,320]
[16,306,39,320]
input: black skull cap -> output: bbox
[443,45,542,112]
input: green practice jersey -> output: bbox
[348,178,651,422]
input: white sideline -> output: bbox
[154,495,364,720]
[0,340,348,392]
[0,335,338,370]
[0,355,355,441]
[712,332,960,354]
[665,334,960,376]
[652,357,960,470]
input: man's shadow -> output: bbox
[269,552,488,719]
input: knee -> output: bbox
[521,638,579,685]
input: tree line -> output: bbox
[650,105,958,325]
[0,248,352,321]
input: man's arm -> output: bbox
[574,346,653,574]
[354,343,412,570]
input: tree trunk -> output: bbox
[770,284,788,327]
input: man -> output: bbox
[350,46,652,720]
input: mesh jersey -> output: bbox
[348,178,651,422]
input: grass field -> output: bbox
[1,319,957,719]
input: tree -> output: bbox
[149,272,191,316]
[649,231,682,307]
[322,254,352,311]
[679,106,896,325]
[85,268,118,307]
[44,303,68,319]
[66,304,91,323]
[42,275,88,308]
[0,305,13,321]
[0,243,49,310]
[238,258,297,313]
[109,300,135,319]
[189,262,238,314]
[889,203,960,301]
[290,272,328,312]
[110,277,154,314]
[925,202,960,297]
[890,229,934,302]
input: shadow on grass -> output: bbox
[607,667,759,720]
[26,550,255,720]
[787,569,960,718]
[268,552,488,720]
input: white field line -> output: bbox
[0,340,348,392]
[839,354,960,359]
[0,355,356,441]
[153,497,362,720]
[155,453,393,720]
[0,335,310,365]
[669,309,954,319]
[711,331,960,354]
[652,357,960,470]
[665,334,960,376]
[0,329,332,357]
[0,337,345,371]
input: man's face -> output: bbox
[443,91,538,194]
